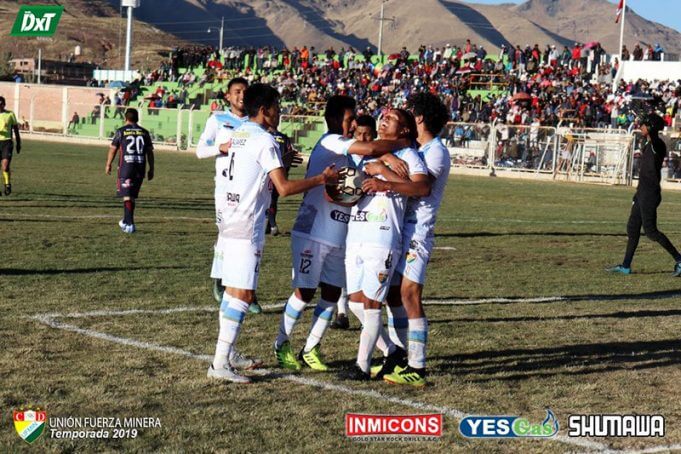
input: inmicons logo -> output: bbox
[11,6,64,37]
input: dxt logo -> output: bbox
[11,6,64,37]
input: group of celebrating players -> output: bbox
[196,77,450,386]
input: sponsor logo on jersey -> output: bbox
[350,210,388,223]
[226,192,240,203]
[330,210,350,224]
[406,252,417,263]
[11,6,63,37]
[459,409,559,438]
[13,407,47,444]
[567,414,664,438]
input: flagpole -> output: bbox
[618,0,626,63]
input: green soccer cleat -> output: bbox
[605,264,631,275]
[212,279,224,304]
[299,344,329,372]
[274,341,301,371]
[370,347,407,379]
[383,365,427,387]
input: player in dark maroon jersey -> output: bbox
[105,108,155,233]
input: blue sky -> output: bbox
[463,0,681,33]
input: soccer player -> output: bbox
[379,93,451,387]
[208,83,338,383]
[105,109,154,233]
[274,97,411,372]
[345,108,430,380]
[332,114,377,331]
[196,78,252,306]
[0,96,21,196]
[607,113,681,276]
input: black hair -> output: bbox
[228,77,248,91]
[243,83,280,118]
[125,108,139,123]
[324,95,356,123]
[393,108,418,142]
[0,96,5,104]
[355,114,377,136]
[407,92,450,135]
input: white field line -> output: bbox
[0,213,212,222]
[37,296,569,320]
[30,312,609,453]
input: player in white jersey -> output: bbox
[381,93,451,387]
[274,96,412,372]
[208,83,338,384]
[196,78,262,311]
[344,108,431,380]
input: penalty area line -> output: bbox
[30,312,609,453]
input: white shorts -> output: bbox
[394,237,433,285]
[346,244,399,303]
[212,239,262,290]
[291,236,346,289]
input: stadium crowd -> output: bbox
[135,41,679,133]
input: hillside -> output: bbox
[0,0,186,71]
[124,0,681,55]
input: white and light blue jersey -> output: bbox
[347,147,427,250]
[291,133,357,248]
[404,137,451,241]
[196,110,248,198]
[216,121,283,246]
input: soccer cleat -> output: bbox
[248,300,262,314]
[370,347,407,379]
[383,365,426,387]
[274,341,301,371]
[605,264,631,275]
[124,224,136,234]
[331,313,350,330]
[673,262,681,277]
[4,184,10,196]
[207,364,251,384]
[118,219,127,232]
[270,225,280,236]
[342,364,371,381]
[229,350,264,370]
[299,344,329,372]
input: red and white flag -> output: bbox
[615,0,624,23]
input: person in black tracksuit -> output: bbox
[608,113,681,275]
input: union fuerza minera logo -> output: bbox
[13,407,47,444]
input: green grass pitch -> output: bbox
[1,140,680,452]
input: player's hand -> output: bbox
[105,163,111,175]
[321,164,339,185]
[290,152,304,168]
[219,139,231,154]
[364,160,387,177]
[148,169,154,181]
[362,177,390,194]
[381,154,409,179]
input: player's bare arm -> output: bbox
[105,145,117,175]
[13,123,21,154]
[269,164,338,197]
[147,149,155,181]
[362,168,430,197]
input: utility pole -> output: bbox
[122,0,140,77]
[220,16,224,56]
[376,1,395,56]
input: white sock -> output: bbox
[386,305,408,350]
[357,308,382,373]
[275,293,307,348]
[212,296,249,369]
[304,299,336,352]
[337,288,348,315]
[349,300,391,356]
[408,317,429,369]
